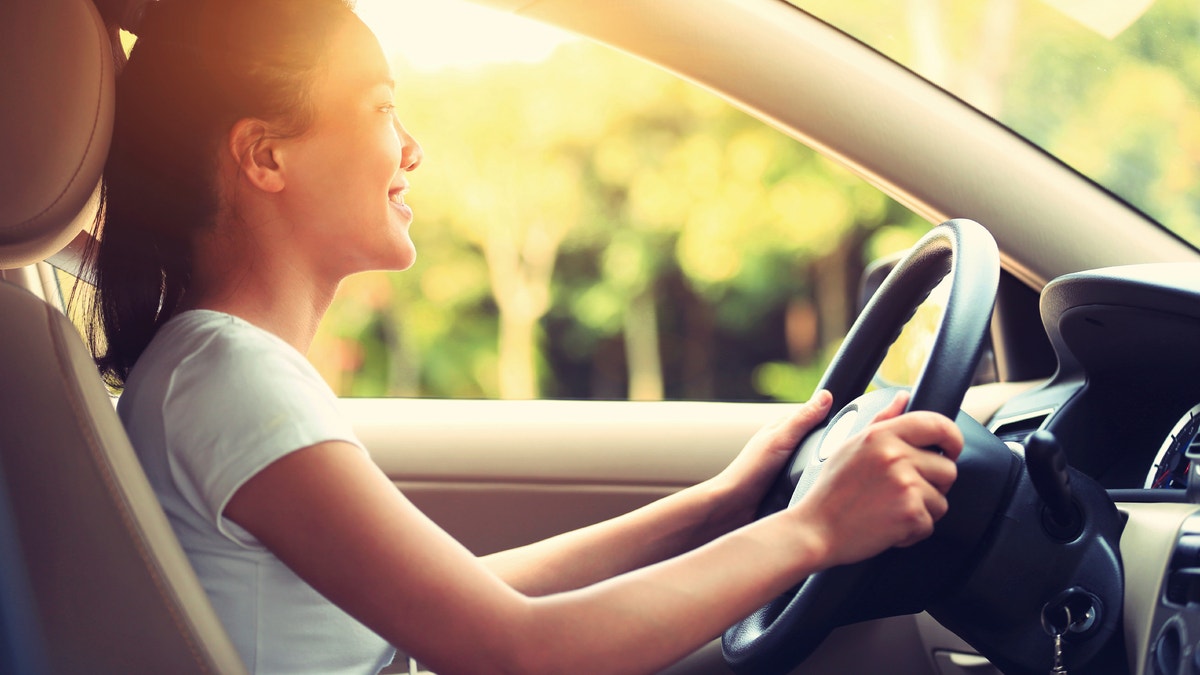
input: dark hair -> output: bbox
[83,0,354,388]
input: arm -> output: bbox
[483,392,836,596]
[224,393,961,675]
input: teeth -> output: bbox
[389,191,404,205]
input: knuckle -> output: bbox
[858,427,881,446]
[906,505,934,535]
[943,460,959,483]
[878,445,908,468]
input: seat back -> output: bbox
[0,1,247,672]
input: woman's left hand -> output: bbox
[704,389,833,532]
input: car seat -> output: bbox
[0,0,248,672]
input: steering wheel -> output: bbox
[722,218,1001,674]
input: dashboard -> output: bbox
[984,263,1200,675]
[990,263,1200,492]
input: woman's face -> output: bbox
[273,14,423,280]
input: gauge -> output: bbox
[1145,403,1200,489]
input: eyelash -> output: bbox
[380,103,396,114]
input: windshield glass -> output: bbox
[791,0,1200,249]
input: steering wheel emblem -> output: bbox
[817,407,860,462]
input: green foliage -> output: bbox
[313,34,929,401]
[801,0,1200,247]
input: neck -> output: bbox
[182,235,339,356]
[194,285,334,356]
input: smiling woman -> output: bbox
[10,0,1200,674]
[60,0,968,672]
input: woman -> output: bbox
[85,0,964,673]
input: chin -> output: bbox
[395,250,417,272]
[387,237,417,272]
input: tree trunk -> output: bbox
[811,227,871,352]
[483,221,563,399]
[623,288,664,401]
[681,289,716,400]
[497,307,539,399]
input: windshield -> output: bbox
[791,0,1200,249]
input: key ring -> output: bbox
[1041,603,1073,637]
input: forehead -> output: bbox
[319,15,393,97]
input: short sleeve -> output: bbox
[162,327,362,549]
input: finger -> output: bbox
[761,389,831,429]
[871,390,911,424]
[903,483,949,542]
[888,411,965,460]
[927,489,950,522]
[908,451,959,495]
[894,502,936,548]
[809,388,833,410]
[791,389,833,421]
[790,389,833,426]
[772,390,834,442]
[912,451,960,499]
[927,462,959,496]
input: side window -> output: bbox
[313,1,932,401]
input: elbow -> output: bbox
[486,604,572,675]
[428,601,558,675]
[490,613,556,675]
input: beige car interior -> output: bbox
[1,0,1196,674]
[0,0,247,672]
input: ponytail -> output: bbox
[83,0,353,388]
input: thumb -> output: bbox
[802,389,834,420]
[790,388,834,427]
[871,390,911,424]
[769,389,834,446]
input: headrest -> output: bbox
[0,0,114,269]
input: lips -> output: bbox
[388,182,413,220]
[388,184,408,206]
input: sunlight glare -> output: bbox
[355,0,576,72]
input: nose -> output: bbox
[395,117,423,172]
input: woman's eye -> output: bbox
[380,103,396,114]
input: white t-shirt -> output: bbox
[119,309,395,675]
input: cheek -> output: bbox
[329,126,402,203]
[281,120,402,220]
[285,134,344,194]
[378,123,406,175]
[293,143,368,207]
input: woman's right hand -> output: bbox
[788,391,964,569]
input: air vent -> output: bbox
[1165,533,1200,605]
[989,409,1053,447]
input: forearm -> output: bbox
[484,478,747,596]
[483,395,836,597]
[495,508,827,675]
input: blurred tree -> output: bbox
[316,34,929,401]
[804,0,1200,245]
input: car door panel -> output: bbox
[353,399,784,553]
[353,384,1025,554]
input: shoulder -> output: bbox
[127,310,344,443]
[137,310,323,392]
[133,311,362,539]
[171,310,302,369]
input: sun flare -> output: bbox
[355,0,576,72]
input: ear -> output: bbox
[227,118,286,193]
